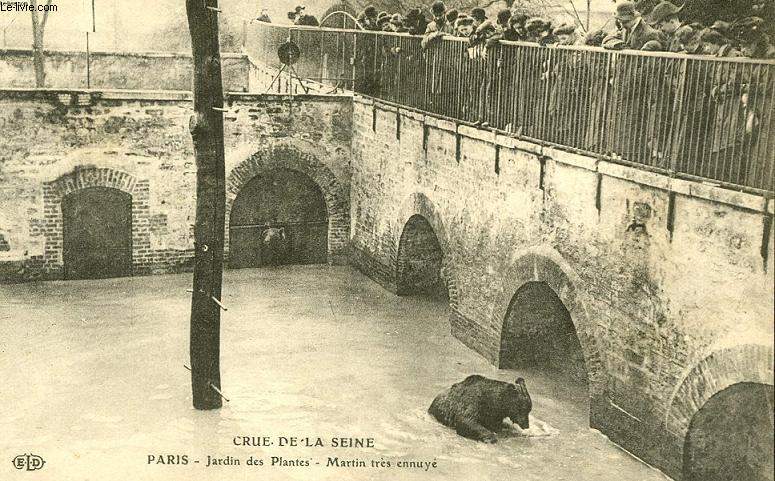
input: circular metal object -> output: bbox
[278,41,301,66]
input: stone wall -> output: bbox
[1,86,772,480]
[0,90,352,281]
[348,96,774,480]
[0,50,254,92]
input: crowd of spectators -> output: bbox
[272,1,774,59]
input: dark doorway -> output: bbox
[62,187,133,280]
[396,214,447,300]
[229,169,327,268]
[684,382,774,481]
[499,282,589,386]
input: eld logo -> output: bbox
[12,454,45,471]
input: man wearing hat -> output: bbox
[425,1,449,33]
[357,6,379,31]
[286,5,305,23]
[646,1,682,51]
[454,14,476,38]
[405,8,428,36]
[256,8,271,23]
[423,1,451,47]
[603,1,664,50]
[553,23,578,45]
[732,17,775,58]
[377,11,391,31]
[699,29,741,57]
[389,13,408,33]
[647,2,681,34]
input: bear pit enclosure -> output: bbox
[0,266,672,481]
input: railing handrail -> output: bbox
[259,22,775,66]
[249,21,775,195]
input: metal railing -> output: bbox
[247,23,775,194]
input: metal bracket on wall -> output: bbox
[455,127,461,163]
[494,144,500,176]
[762,214,772,273]
[595,172,603,215]
[666,191,676,242]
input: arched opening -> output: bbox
[62,187,132,280]
[229,168,328,268]
[684,382,774,481]
[396,214,447,300]
[499,281,589,388]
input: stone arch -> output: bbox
[42,167,150,276]
[665,344,774,438]
[225,144,349,264]
[682,381,774,481]
[494,248,606,403]
[393,192,460,311]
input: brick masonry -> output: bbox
[0,49,255,92]
[348,96,774,480]
[0,89,351,281]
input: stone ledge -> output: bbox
[544,146,598,172]
[599,160,672,191]
[599,160,768,212]
[373,101,398,113]
[352,95,374,106]
[100,89,192,101]
[0,89,353,103]
[399,109,425,122]
[768,198,774,215]
[458,124,496,143]
[226,92,351,103]
[422,116,456,133]
[687,180,767,213]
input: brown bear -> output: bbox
[428,375,532,443]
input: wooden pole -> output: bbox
[186,0,226,411]
[586,0,590,32]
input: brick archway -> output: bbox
[393,192,461,314]
[42,167,150,277]
[665,344,774,438]
[225,144,349,264]
[495,248,606,419]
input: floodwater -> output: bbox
[0,266,672,481]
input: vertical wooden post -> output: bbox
[186,0,226,410]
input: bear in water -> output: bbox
[428,375,531,443]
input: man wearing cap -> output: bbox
[603,1,664,50]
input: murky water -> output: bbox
[0,266,671,481]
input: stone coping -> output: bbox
[0,48,248,59]
[355,95,771,214]
[0,88,352,103]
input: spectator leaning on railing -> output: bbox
[646,1,682,51]
[275,1,774,60]
[603,1,665,51]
